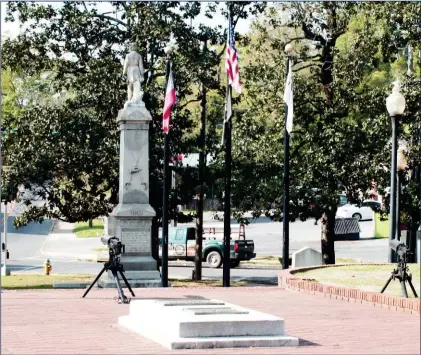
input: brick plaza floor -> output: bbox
[1,287,420,354]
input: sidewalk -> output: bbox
[1,286,419,354]
[40,220,102,261]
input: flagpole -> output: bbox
[222,4,233,287]
[282,52,291,270]
[223,81,232,288]
[161,54,171,288]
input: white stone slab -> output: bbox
[292,247,322,268]
[118,298,299,349]
[119,316,298,349]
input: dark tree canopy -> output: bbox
[2,1,264,226]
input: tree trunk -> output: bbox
[321,43,334,105]
[88,218,93,228]
[320,210,336,264]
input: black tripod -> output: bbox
[381,250,418,298]
[82,245,135,304]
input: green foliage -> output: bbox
[2,1,264,226]
[230,2,420,238]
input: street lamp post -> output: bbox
[386,81,406,263]
[282,43,294,270]
[1,166,12,277]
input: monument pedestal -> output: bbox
[100,103,161,288]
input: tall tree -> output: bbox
[230,2,420,264]
[1,2,222,225]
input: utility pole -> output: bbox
[194,38,207,281]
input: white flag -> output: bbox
[283,60,293,134]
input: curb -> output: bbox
[39,250,100,262]
[278,264,420,315]
[53,282,92,289]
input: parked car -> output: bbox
[336,200,381,221]
[158,225,256,268]
[307,193,348,220]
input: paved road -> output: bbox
[182,214,388,262]
[0,200,53,235]
[2,212,387,281]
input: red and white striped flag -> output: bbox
[225,15,241,95]
[162,67,176,133]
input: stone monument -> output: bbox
[100,44,161,288]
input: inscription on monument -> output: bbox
[121,228,150,253]
[119,220,150,228]
[131,210,143,216]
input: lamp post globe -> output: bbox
[386,81,406,117]
[164,46,173,56]
[284,43,294,54]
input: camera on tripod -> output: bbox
[389,239,407,258]
[83,235,135,304]
[101,236,125,256]
[380,238,418,298]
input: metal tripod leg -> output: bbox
[407,278,418,298]
[82,266,107,298]
[118,269,135,297]
[380,275,393,293]
[111,269,129,304]
[400,279,409,298]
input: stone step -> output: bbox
[119,315,299,349]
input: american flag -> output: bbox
[162,66,176,134]
[225,14,241,95]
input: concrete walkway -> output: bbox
[40,220,102,261]
[1,287,419,354]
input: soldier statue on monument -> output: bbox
[123,43,145,106]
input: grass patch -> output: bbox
[255,255,279,261]
[296,264,420,298]
[1,274,93,289]
[169,278,276,288]
[74,219,104,238]
[336,257,361,264]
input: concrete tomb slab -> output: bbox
[182,307,249,315]
[160,299,226,306]
[118,298,299,349]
